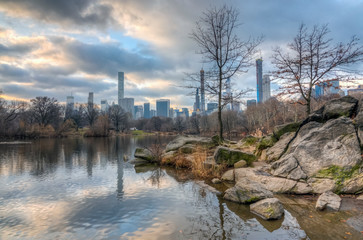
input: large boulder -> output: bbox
[323,95,358,120]
[266,132,295,162]
[223,178,273,204]
[355,99,363,147]
[134,148,154,162]
[165,136,213,152]
[273,122,301,140]
[214,146,256,166]
[307,178,336,194]
[340,173,363,194]
[271,117,362,180]
[250,198,284,220]
[315,191,341,211]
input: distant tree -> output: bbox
[30,96,62,127]
[70,105,85,131]
[272,23,363,115]
[108,105,127,132]
[189,115,200,134]
[174,116,186,133]
[83,103,99,127]
[150,117,162,132]
[190,5,261,140]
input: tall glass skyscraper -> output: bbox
[156,99,170,117]
[200,68,205,114]
[256,59,263,103]
[144,102,150,119]
[118,72,124,105]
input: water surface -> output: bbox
[0,136,360,239]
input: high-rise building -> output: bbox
[315,80,340,98]
[194,88,200,112]
[262,75,271,102]
[118,72,124,105]
[207,102,218,115]
[101,99,108,112]
[134,105,143,119]
[247,99,257,107]
[169,108,174,118]
[256,59,263,103]
[232,102,240,112]
[88,92,94,108]
[156,99,170,117]
[182,108,189,118]
[120,98,134,118]
[200,68,205,115]
[348,85,363,97]
[66,96,74,112]
[144,102,150,119]
[150,109,156,118]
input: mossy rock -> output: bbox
[273,122,301,140]
[256,136,276,151]
[214,146,256,166]
[315,165,361,187]
[243,136,259,146]
[179,144,195,154]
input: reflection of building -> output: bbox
[101,99,108,112]
[144,102,150,119]
[200,68,205,115]
[66,96,74,112]
[348,85,363,97]
[156,99,170,117]
[120,98,134,117]
[247,99,257,108]
[118,72,124,105]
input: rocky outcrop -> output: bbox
[165,136,213,152]
[266,132,295,162]
[223,178,273,204]
[250,198,284,220]
[234,160,247,168]
[134,148,154,162]
[214,146,256,166]
[340,173,363,194]
[322,95,358,120]
[315,191,341,211]
[271,117,362,180]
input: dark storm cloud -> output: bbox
[53,37,170,77]
[0,0,115,30]
[0,64,30,82]
[0,43,37,56]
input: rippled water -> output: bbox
[0,136,360,239]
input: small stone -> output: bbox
[234,160,247,168]
[315,191,341,211]
[221,169,234,181]
[250,198,284,220]
[212,178,222,184]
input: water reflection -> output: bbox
[1,136,358,239]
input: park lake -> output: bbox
[0,136,362,240]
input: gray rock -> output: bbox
[250,198,284,220]
[308,178,336,194]
[211,178,222,184]
[234,160,247,168]
[165,136,213,152]
[266,132,295,162]
[134,148,154,161]
[214,146,256,166]
[315,191,341,211]
[323,95,358,120]
[271,117,362,179]
[356,99,363,147]
[223,178,273,204]
[221,169,234,181]
[292,182,314,194]
[129,158,151,167]
[357,194,363,200]
[340,173,363,194]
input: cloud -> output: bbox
[0,0,116,30]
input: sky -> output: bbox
[0,0,363,109]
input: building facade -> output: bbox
[156,99,170,117]
[120,98,134,118]
[66,96,74,112]
[200,68,205,114]
[101,99,108,112]
[262,75,271,102]
[118,72,124,105]
[144,102,150,119]
[256,59,263,103]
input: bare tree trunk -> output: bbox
[218,70,223,140]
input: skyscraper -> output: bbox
[194,88,200,112]
[101,99,108,112]
[66,96,74,112]
[144,102,150,119]
[88,92,94,108]
[118,72,124,105]
[120,98,134,118]
[156,99,170,117]
[256,59,263,103]
[315,80,340,98]
[182,108,189,118]
[134,105,143,119]
[262,75,271,102]
[200,68,205,114]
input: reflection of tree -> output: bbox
[115,137,124,199]
[147,168,165,188]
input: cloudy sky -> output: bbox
[0,0,363,109]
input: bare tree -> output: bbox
[30,97,62,127]
[190,5,261,140]
[83,103,99,127]
[108,105,127,132]
[272,23,363,115]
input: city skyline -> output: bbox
[1,0,363,107]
